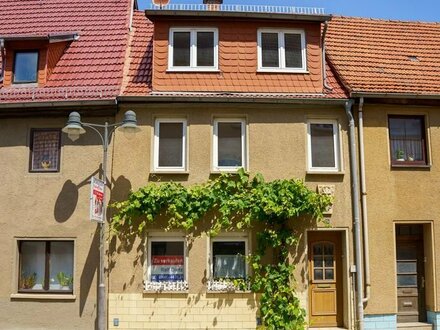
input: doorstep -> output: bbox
[397,322,433,330]
[309,328,346,330]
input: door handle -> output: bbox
[421,276,425,289]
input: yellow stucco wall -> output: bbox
[109,102,354,328]
[361,103,439,315]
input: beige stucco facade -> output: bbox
[107,101,355,329]
[361,103,440,316]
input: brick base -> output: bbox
[364,314,397,330]
[428,311,440,330]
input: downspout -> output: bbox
[0,39,5,83]
[358,97,371,304]
[345,99,364,330]
[321,21,332,91]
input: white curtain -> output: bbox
[214,255,245,278]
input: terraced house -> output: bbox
[0,0,440,330]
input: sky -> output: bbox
[138,0,440,22]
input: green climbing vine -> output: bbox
[111,169,332,330]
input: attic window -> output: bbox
[257,29,307,73]
[13,51,39,84]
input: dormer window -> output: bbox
[13,51,39,84]
[257,29,306,72]
[168,28,218,71]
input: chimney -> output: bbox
[203,0,223,4]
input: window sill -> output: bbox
[10,293,76,300]
[143,290,188,295]
[391,164,431,169]
[211,168,246,174]
[167,68,220,73]
[150,170,189,175]
[207,290,252,294]
[257,69,309,74]
[306,171,345,175]
[10,83,39,88]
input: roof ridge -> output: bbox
[331,14,440,25]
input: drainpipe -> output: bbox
[358,97,371,304]
[345,99,364,330]
[321,21,332,91]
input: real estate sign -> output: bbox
[151,255,184,281]
[90,177,105,222]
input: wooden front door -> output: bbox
[308,231,343,327]
[396,224,426,323]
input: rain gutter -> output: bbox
[357,97,371,304]
[345,99,364,330]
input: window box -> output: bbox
[145,236,188,292]
[29,129,61,173]
[153,119,187,172]
[168,28,218,71]
[208,236,249,292]
[307,120,342,173]
[18,240,74,294]
[388,115,428,166]
[257,29,307,72]
[213,118,247,171]
[13,50,39,84]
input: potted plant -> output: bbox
[20,272,37,289]
[395,149,405,161]
[56,272,73,290]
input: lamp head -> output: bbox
[120,110,140,138]
[62,111,86,141]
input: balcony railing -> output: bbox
[145,3,325,15]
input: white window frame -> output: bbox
[257,28,307,73]
[212,118,247,172]
[168,27,219,71]
[209,235,249,281]
[153,118,187,172]
[307,119,342,173]
[145,235,188,284]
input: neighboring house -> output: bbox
[0,0,134,328]
[326,16,440,330]
[110,3,356,330]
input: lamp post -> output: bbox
[62,111,139,330]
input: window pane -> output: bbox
[173,32,191,67]
[389,117,425,162]
[325,269,334,280]
[397,262,417,274]
[158,122,183,167]
[314,269,323,280]
[14,51,38,83]
[397,275,417,287]
[49,242,74,290]
[20,242,45,290]
[284,33,303,68]
[324,256,334,267]
[313,256,323,267]
[313,244,322,255]
[217,122,242,167]
[197,32,214,66]
[213,241,246,279]
[261,33,279,67]
[310,123,336,168]
[151,241,184,282]
[31,130,61,171]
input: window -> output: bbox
[307,120,341,172]
[146,236,187,291]
[13,51,39,84]
[213,119,246,171]
[388,115,427,165]
[169,28,218,71]
[211,238,247,280]
[30,129,61,172]
[258,29,306,72]
[153,119,187,172]
[18,240,74,293]
[311,242,335,282]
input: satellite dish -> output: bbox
[152,0,170,8]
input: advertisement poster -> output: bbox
[90,177,105,222]
[151,255,184,281]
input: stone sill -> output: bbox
[306,171,345,175]
[143,290,188,295]
[10,293,76,300]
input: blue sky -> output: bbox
[139,0,440,22]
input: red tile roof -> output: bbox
[327,16,440,96]
[122,11,347,100]
[0,0,132,103]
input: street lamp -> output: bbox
[62,110,139,330]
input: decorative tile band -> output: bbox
[427,311,440,330]
[364,314,397,330]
